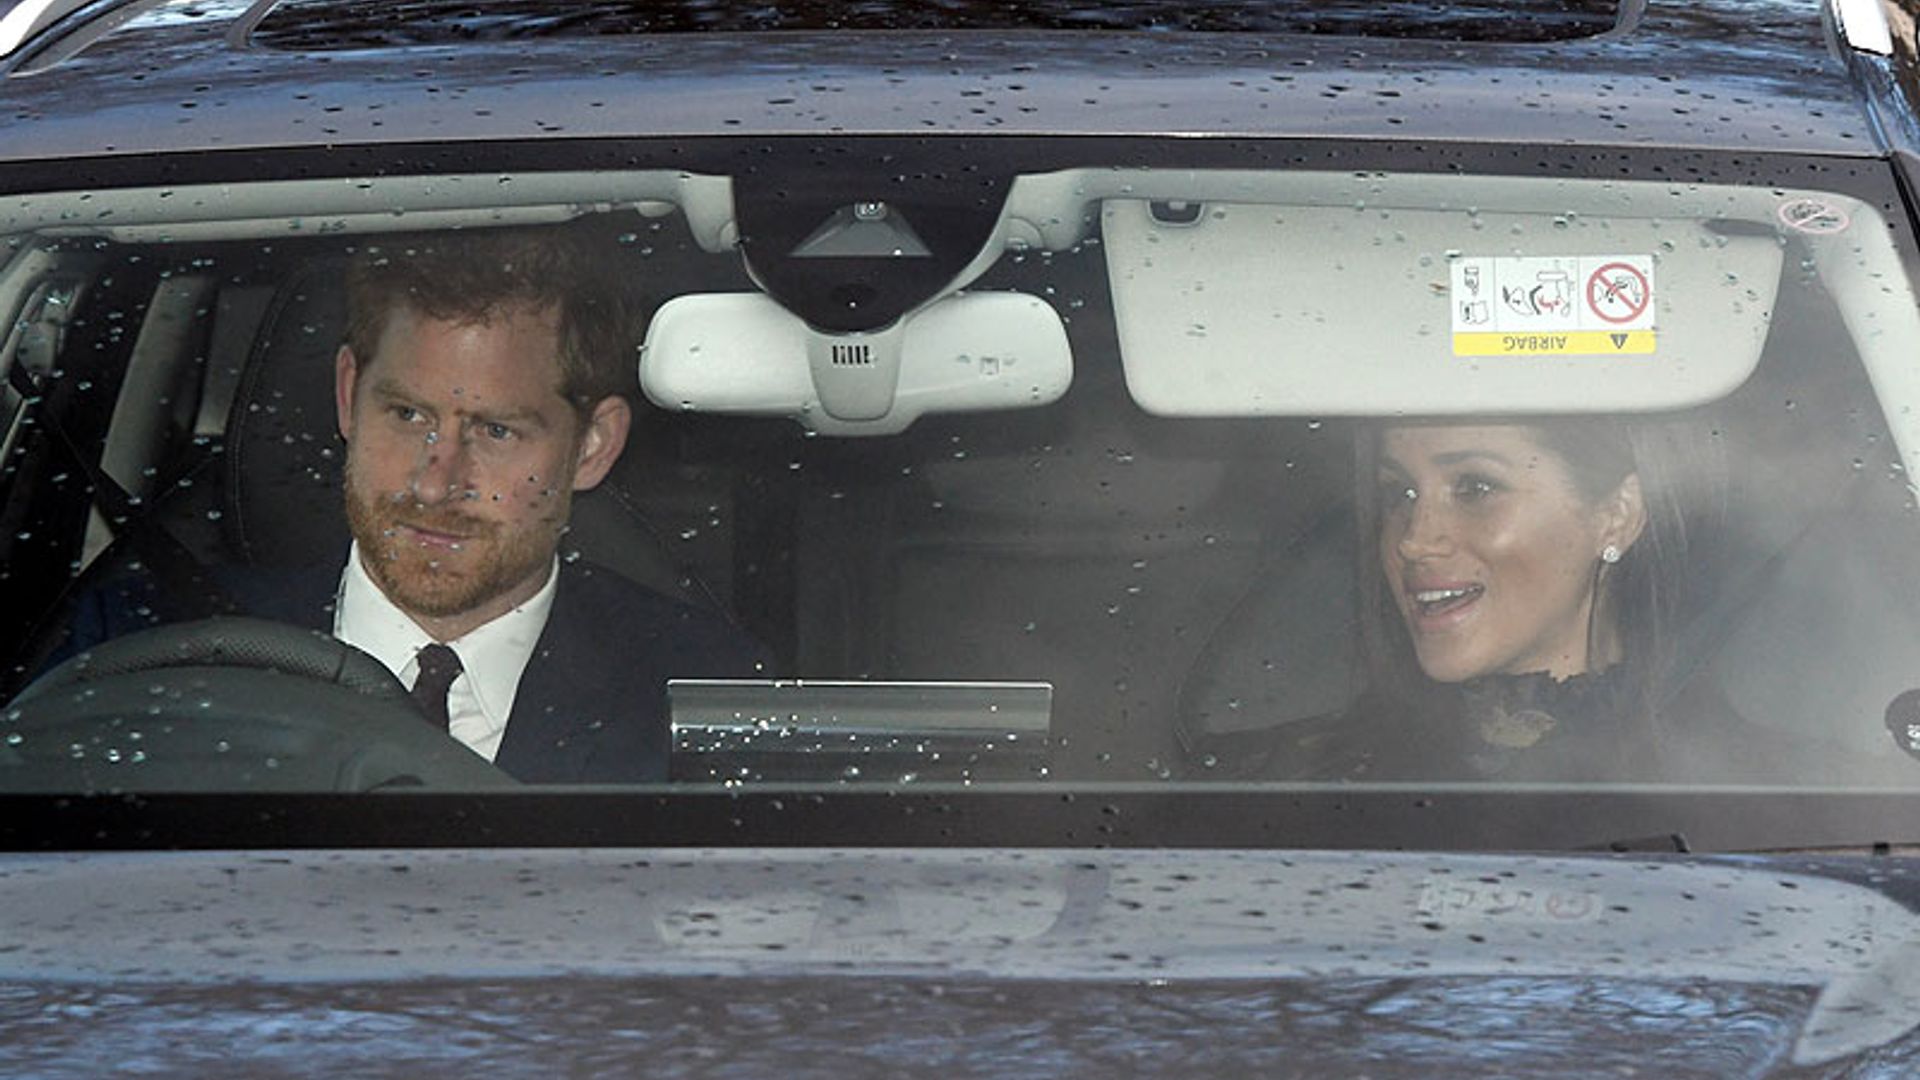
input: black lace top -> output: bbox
[1202,662,1907,783]
[1452,667,1641,778]
[1214,665,1653,781]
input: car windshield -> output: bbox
[4,137,1919,830]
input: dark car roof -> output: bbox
[0,0,1895,166]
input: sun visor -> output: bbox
[1103,200,1782,416]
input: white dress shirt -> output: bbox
[332,542,558,763]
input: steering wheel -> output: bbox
[3,617,516,791]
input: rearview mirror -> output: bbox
[640,291,1073,436]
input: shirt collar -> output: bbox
[332,542,559,728]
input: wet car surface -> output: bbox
[6,847,1920,1076]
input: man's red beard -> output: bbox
[343,485,558,620]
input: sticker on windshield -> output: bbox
[1449,255,1656,357]
[1776,197,1850,236]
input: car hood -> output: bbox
[1,847,1917,1074]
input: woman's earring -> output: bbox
[1600,544,1622,564]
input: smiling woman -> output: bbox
[1200,415,1836,783]
[1350,419,1683,777]
[1346,419,1690,778]
[1372,423,1648,686]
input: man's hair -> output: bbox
[343,225,636,413]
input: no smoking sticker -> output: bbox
[1450,254,1656,357]
[1585,262,1650,324]
[1777,198,1850,236]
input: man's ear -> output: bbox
[570,395,633,492]
[1600,472,1649,556]
[334,344,360,441]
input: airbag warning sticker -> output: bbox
[1450,255,1655,357]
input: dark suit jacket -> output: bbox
[54,557,767,784]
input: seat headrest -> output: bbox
[222,258,351,568]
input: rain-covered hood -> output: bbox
[3,847,1917,1074]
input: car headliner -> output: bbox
[0,0,1885,167]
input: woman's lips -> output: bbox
[1405,582,1485,630]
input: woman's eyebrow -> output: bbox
[1429,449,1514,468]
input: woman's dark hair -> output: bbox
[1353,416,1725,736]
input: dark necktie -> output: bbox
[409,643,463,731]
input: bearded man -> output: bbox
[316,226,763,781]
[34,226,762,783]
